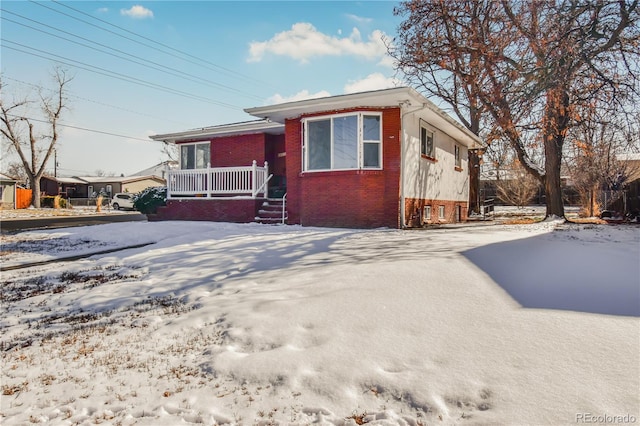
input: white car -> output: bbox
[110,193,135,210]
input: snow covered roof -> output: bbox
[617,152,640,162]
[0,172,18,182]
[48,176,88,184]
[131,161,178,177]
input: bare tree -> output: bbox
[1,68,72,208]
[162,141,179,163]
[565,103,639,217]
[391,0,495,214]
[392,0,640,219]
[496,160,541,208]
[5,161,30,186]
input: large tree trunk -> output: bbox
[29,175,42,208]
[543,88,570,219]
[543,143,565,218]
[468,149,482,214]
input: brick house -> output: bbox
[150,87,483,228]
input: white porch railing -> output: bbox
[167,161,270,199]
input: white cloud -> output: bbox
[120,5,154,19]
[345,13,373,24]
[343,73,403,94]
[248,23,388,64]
[97,7,109,13]
[266,89,331,105]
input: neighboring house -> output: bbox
[0,173,18,209]
[613,153,640,216]
[131,160,179,180]
[150,87,484,228]
[41,175,166,198]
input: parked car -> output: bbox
[110,193,135,210]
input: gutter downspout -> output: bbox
[400,102,429,229]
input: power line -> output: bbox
[2,76,195,127]
[30,0,279,91]
[1,11,265,101]
[4,41,243,109]
[7,113,155,142]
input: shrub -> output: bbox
[40,196,68,208]
[133,186,167,214]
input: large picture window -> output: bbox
[304,112,382,171]
[180,142,210,169]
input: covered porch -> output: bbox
[167,161,272,199]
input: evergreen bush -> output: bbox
[133,186,167,214]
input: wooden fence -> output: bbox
[16,188,32,209]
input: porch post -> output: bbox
[264,161,269,199]
[207,163,212,198]
[165,164,172,199]
[252,160,257,199]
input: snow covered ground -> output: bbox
[1,220,638,425]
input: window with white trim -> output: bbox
[180,142,210,169]
[303,112,382,171]
[424,205,431,221]
[438,205,445,220]
[454,144,461,168]
[420,120,434,158]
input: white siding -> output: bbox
[402,112,469,202]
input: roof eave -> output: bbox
[245,86,483,148]
[149,120,284,143]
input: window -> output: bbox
[304,112,381,171]
[181,142,210,169]
[420,121,434,158]
[362,115,381,168]
[438,205,445,220]
[456,205,462,222]
[454,145,461,168]
[106,184,113,196]
[423,205,431,221]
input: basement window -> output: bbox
[424,205,431,221]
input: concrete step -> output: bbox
[254,216,288,224]
[258,209,285,218]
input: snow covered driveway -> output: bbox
[1,221,638,425]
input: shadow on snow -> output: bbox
[463,232,640,317]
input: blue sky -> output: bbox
[1,1,404,176]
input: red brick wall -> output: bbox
[208,134,266,167]
[404,198,468,227]
[285,107,402,228]
[157,198,263,223]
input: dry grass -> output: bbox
[502,218,542,225]
[568,217,608,224]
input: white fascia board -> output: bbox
[245,86,484,149]
[149,120,284,144]
[245,87,415,121]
